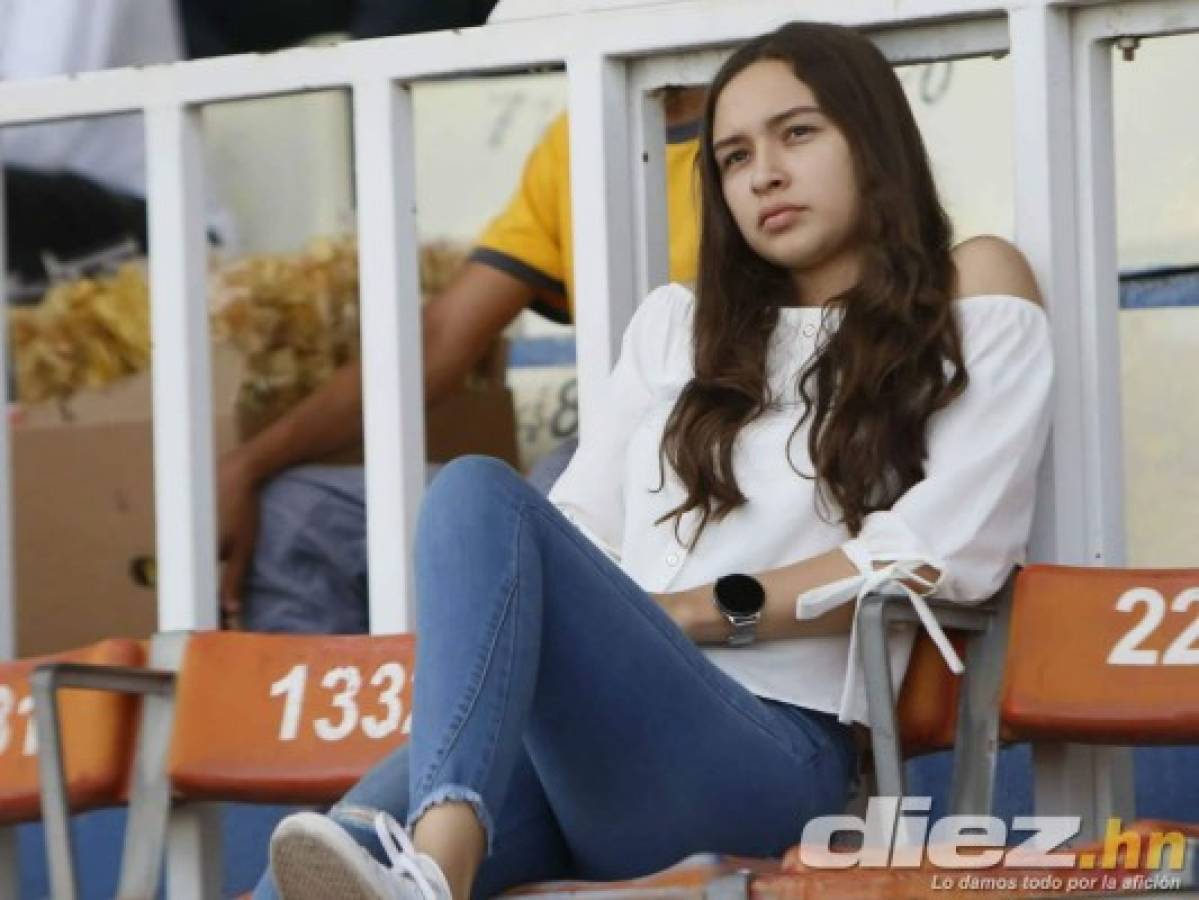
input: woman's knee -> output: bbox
[418,456,525,538]
[428,455,521,499]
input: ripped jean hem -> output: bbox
[329,787,497,859]
[408,784,497,857]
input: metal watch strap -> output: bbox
[724,612,761,647]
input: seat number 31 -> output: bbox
[0,688,36,757]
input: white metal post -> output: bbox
[1072,22,1127,569]
[1009,4,1133,843]
[629,87,670,301]
[165,803,224,900]
[145,104,219,633]
[0,136,13,666]
[1011,4,1087,568]
[567,53,639,436]
[352,79,426,635]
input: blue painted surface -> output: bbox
[507,336,577,368]
[1120,266,1199,309]
[15,803,299,900]
[13,749,1196,896]
[907,745,1199,839]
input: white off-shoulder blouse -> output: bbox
[548,282,1053,724]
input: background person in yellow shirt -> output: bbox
[219,88,704,633]
[471,111,701,323]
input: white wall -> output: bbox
[1113,34,1199,269]
[411,73,566,243]
[205,91,354,254]
[203,72,565,254]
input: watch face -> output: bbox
[715,574,766,616]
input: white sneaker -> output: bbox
[271,810,453,900]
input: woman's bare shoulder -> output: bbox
[951,235,1043,306]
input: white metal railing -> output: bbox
[0,0,1037,649]
[2,0,1198,885]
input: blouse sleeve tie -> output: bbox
[795,556,960,722]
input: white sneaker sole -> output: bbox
[271,811,397,900]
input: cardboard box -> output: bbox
[425,336,521,469]
[425,384,520,468]
[11,348,241,657]
[11,338,519,656]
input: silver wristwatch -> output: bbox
[712,574,766,647]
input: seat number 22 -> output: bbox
[269,662,412,742]
[1107,587,1199,666]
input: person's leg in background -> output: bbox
[240,441,577,635]
[240,465,371,634]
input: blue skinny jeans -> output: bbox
[255,456,858,898]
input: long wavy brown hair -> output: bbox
[657,21,967,544]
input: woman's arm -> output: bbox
[655,552,943,644]
[655,549,858,643]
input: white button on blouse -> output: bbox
[550,283,1053,723]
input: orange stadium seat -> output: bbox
[1001,564,1199,885]
[165,631,416,804]
[0,639,144,897]
[895,630,972,754]
[0,639,143,823]
[1002,565,1199,743]
[34,630,416,898]
[745,565,1199,898]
